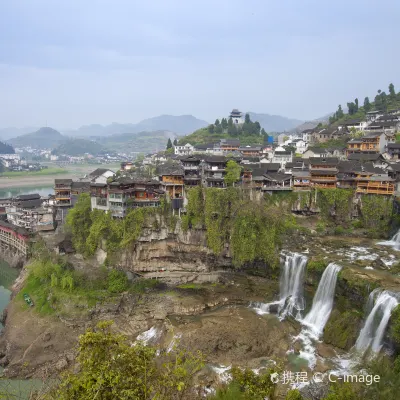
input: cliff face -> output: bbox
[104,221,233,284]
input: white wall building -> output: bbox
[174,143,194,156]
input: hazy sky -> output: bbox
[1,0,399,129]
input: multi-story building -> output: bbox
[354,170,395,196]
[346,132,388,156]
[54,179,73,207]
[91,178,164,217]
[238,145,262,157]
[309,157,339,189]
[180,156,202,187]
[158,165,184,198]
[387,143,400,160]
[202,156,227,188]
[220,139,240,152]
[174,143,194,156]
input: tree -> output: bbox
[389,83,396,99]
[245,113,251,124]
[215,119,220,126]
[65,194,92,255]
[166,138,173,149]
[228,117,233,127]
[228,124,237,137]
[364,97,371,113]
[173,138,178,146]
[354,98,359,113]
[215,124,223,134]
[336,105,344,119]
[208,124,215,134]
[221,118,228,130]
[46,321,204,400]
[224,160,242,186]
[347,102,356,115]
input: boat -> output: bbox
[23,293,34,307]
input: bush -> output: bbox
[334,226,345,235]
[307,259,327,273]
[107,269,128,294]
[286,389,303,400]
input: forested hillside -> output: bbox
[0,141,15,154]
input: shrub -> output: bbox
[107,269,128,294]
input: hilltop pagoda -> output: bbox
[229,109,244,125]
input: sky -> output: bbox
[1,0,399,129]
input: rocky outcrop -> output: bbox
[105,221,233,284]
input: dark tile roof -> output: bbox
[89,168,111,178]
[347,153,382,161]
[71,181,90,190]
[0,220,30,236]
[263,173,291,182]
[305,147,328,154]
[203,156,227,163]
[311,169,338,176]
[387,163,400,172]
[274,151,291,155]
[265,163,281,171]
[179,155,201,162]
[18,199,43,208]
[55,179,73,185]
[15,193,40,201]
[388,143,400,149]
[309,157,339,166]
[157,163,184,176]
[221,139,240,146]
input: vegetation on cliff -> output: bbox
[182,187,297,268]
[45,320,205,400]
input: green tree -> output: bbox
[215,124,223,134]
[208,124,215,134]
[389,83,396,99]
[221,118,228,130]
[224,160,242,186]
[46,321,204,400]
[245,113,251,124]
[66,194,92,255]
[173,138,178,146]
[215,119,220,126]
[364,97,371,112]
[354,98,359,113]
[166,138,173,149]
[228,117,233,127]
[336,105,344,119]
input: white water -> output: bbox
[377,228,400,251]
[295,263,341,368]
[355,290,398,354]
[253,252,307,320]
[302,263,342,337]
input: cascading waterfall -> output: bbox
[355,290,398,354]
[253,252,307,319]
[377,228,400,251]
[302,263,342,337]
[279,253,307,319]
[295,263,342,368]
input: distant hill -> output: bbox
[247,112,304,133]
[0,141,15,154]
[63,115,209,138]
[99,130,175,154]
[52,138,104,156]
[0,127,39,141]
[8,127,66,149]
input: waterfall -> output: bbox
[302,263,342,337]
[253,252,307,319]
[279,253,307,319]
[377,228,400,251]
[355,290,398,354]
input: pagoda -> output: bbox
[229,109,244,125]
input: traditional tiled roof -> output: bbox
[15,193,40,201]
[347,153,382,161]
[55,179,73,185]
[263,173,291,182]
[89,168,112,178]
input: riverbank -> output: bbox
[0,163,120,189]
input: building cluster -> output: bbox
[0,194,54,232]
[0,153,45,172]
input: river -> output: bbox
[0,186,53,198]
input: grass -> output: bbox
[0,167,66,177]
[129,278,163,294]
